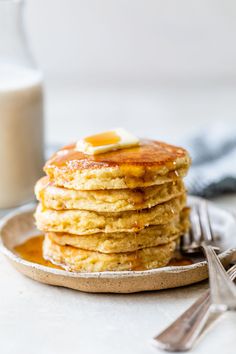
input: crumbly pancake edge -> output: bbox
[44,139,191,190]
[35,194,187,235]
[43,235,176,272]
[35,177,186,212]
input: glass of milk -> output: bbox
[0,0,44,209]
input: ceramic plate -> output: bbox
[0,196,236,293]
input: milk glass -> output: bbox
[0,0,44,209]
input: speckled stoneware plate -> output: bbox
[0,196,236,293]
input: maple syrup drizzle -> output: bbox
[14,235,62,269]
[168,257,193,266]
[84,131,120,147]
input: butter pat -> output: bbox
[76,128,140,155]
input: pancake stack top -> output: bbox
[35,135,191,272]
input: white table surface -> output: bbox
[1,85,236,354]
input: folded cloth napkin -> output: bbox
[183,124,236,198]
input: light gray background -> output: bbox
[23,1,236,145]
[1,3,236,354]
[26,0,236,85]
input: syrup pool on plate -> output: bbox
[14,235,193,270]
[14,235,62,269]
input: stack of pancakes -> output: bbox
[35,139,191,272]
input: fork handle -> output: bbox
[153,291,211,351]
[202,244,236,311]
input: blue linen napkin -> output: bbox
[183,124,236,197]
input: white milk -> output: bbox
[0,64,44,208]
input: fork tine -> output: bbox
[180,230,192,251]
[198,201,214,244]
[180,205,202,254]
[197,204,204,243]
[190,204,201,241]
[228,264,236,280]
[206,202,215,241]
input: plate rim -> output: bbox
[0,196,236,279]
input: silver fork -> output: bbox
[189,202,236,311]
[153,201,236,352]
[153,264,236,352]
[180,202,219,255]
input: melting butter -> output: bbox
[76,128,140,155]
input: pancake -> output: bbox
[35,177,185,212]
[47,230,180,254]
[43,235,176,272]
[35,194,186,235]
[46,207,189,253]
[44,139,190,190]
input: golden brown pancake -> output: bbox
[44,139,190,190]
[46,208,189,253]
[35,194,186,235]
[35,176,185,212]
[34,136,191,273]
[43,235,176,272]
